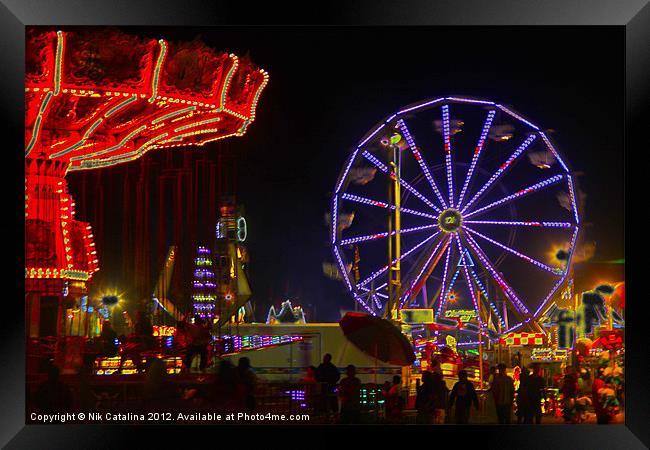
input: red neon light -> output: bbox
[25,28,269,171]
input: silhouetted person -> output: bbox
[34,363,72,414]
[492,363,515,424]
[143,358,177,411]
[75,362,96,413]
[212,360,242,411]
[134,311,154,349]
[386,375,404,423]
[237,357,257,411]
[338,364,361,424]
[316,353,340,415]
[416,371,435,424]
[516,367,531,424]
[561,372,579,423]
[592,368,613,425]
[302,365,318,383]
[99,321,118,357]
[449,370,479,424]
[528,366,546,424]
[118,312,154,374]
[431,371,449,424]
[184,317,211,372]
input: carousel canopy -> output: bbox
[25,28,269,171]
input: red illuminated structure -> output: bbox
[25,28,268,337]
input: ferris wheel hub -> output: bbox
[438,208,463,233]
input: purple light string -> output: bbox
[397,119,448,210]
[464,226,560,275]
[457,110,496,207]
[496,104,539,131]
[461,134,537,214]
[566,175,580,225]
[436,242,453,315]
[340,193,437,219]
[335,148,360,194]
[442,104,455,207]
[539,131,570,173]
[533,226,579,317]
[463,220,572,228]
[340,223,437,246]
[455,236,483,327]
[464,174,564,219]
[461,231,530,316]
[397,97,445,115]
[400,235,448,308]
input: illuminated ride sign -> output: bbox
[499,332,545,346]
[444,309,477,324]
[399,308,434,324]
[530,348,568,362]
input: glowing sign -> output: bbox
[531,348,568,361]
[499,332,545,346]
[444,309,477,322]
[399,308,434,324]
[446,335,457,352]
[237,216,247,242]
[153,325,176,337]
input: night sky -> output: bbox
[66,26,624,322]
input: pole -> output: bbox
[387,144,401,320]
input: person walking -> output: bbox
[212,360,243,412]
[416,371,435,424]
[492,363,515,424]
[527,366,546,424]
[386,375,404,423]
[99,321,118,357]
[237,357,257,411]
[33,363,73,414]
[316,353,341,416]
[338,364,361,424]
[449,370,479,424]
[184,317,211,372]
[516,367,531,424]
[431,371,449,424]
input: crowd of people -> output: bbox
[31,313,623,425]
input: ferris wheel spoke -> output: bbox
[357,231,440,288]
[463,226,563,275]
[340,193,438,220]
[437,268,461,316]
[435,239,454,313]
[397,119,448,210]
[533,226,579,317]
[469,267,506,329]
[455,237,483,327]
[463,174,564,219]
[399,234,451,308]
[457,109,497,208]
[442,104,455,207]
[460,134,537,214]
[361,150,440,212]
[340,223,438,246]
[459,231,531,317]
[463,220,573,228]
[352,292,374,314]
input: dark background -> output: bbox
[64,26,624,323]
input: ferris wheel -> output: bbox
[331,96,580,334]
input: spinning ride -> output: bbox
[331,97,579,334]
[25,28,268,337]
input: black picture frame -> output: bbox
[2,0,648,448]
